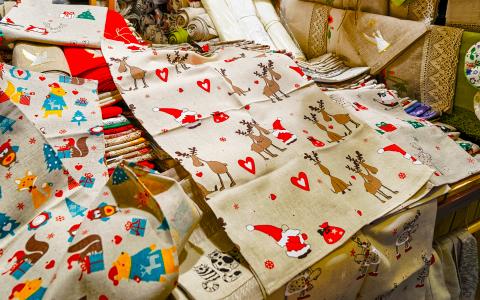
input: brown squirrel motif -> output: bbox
[67,234,104,280]
[56,137,89,158]
[4,235,49,278]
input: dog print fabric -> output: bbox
[102,39,433,293]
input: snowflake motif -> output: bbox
[55,216,65,222]
[103,191,110,197]
[398,172,407,179]
[81,229,88,235]
[17,202,24,210]
[435,145,441,150]
[264,260,275,269]
[47,233,55,239]
[219,137,227,142]
[161,129,169,133]
[392,228,397,235]
[317,179,322,184]
[29,137,36,144]
[467,157,476,164]
[5,172,12,179]
[91,111,96,115]
[350,249,356,256]
[134,191,149,208]
[233,203,239,210]
[59,129,67,134]
[91,145,97,151]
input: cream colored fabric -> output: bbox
[200,0,246,41]
[0,3,107,48]
[300,0,388,15]
[446,0,480,32]
[253,0,305,60]
[177,7,206,28]
[12,42,71,76]
[225,0,275,48]
[103,39,432,294]
[327,89,480,186]
[187,13,218,42]
[389,0,440,25]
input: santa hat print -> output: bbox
[246,224,284,244]
[377,144,422,165]
[153,107,182,118]
[272,118,297,145]
[48,82,60,88]
[153,107,202,129]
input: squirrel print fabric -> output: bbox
[102,39,434,293]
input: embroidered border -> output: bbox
[420,26,463,112]
[307,4,330,59]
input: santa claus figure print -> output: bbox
[153,107,202,129]
[246,224,311,259]
[377,144,422,165]
[271,118,297,145]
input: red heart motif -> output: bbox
[244,105,250,110]
[178,88,184,93]
[269,193,277,200]
[17,69,24,76]
[113,235,122,245]
[294,83,300,88]
[254,80,259,84]
[55,190,63,198]
[197,79,211,92]
[18,116,23,120]
[290,172,310,191]
[45,260,55,269]
[72,90,79,95]
[238,157,256,174]
[127,45,142,51]
[155,68,168,82]
[75,164,83,171]
[356,210,363,216]
[328,125,334,129]
[351,175,356,180]
[39,76,46,81]
[195,171,203,178]
[289,66,305,76]
[116,76,123,80]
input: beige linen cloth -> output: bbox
[103,39,433,294]
[12,42,71,76]
[200,0,246,41]
[253,0,306,60]
[446,0,480,32]
[0,2,107,48]
[280,0,427,73]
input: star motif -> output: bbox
[467,157,476,164]
[435,145,440,150]
[103,191,110,196]
[59,129,67,134]
[392,228,397,235]
[91,145,97,151]
[134,191,149,208]
[29,137,36,144]
[328,238,333,243]
[332,229,337,234]
[47,233,55,239]
[81,229,88,235]
[17,202,24,210]
[233,203,239,210]
[55,216,65,222]
[219,137,227,142]
[350,249,356,256]
[5,172,12,179]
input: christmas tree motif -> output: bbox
[0,212,20,239]
[71,110,87,126]
[68,175,80,190]
[65,197,87,217]
[0,114,15,134]
[43,144,63,172]
[112,167,129,185]
[77,10,95,20]
[157,218,170,231]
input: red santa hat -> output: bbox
[0,139,11,152]
[48,82,60,88]
[246,224,289,246]
[378,144,422,165]
[9,283,26,300]
[272,118,297,145]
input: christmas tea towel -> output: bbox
[0,2,107,48]
[327,88,480,186]
[102,39,433,293]
[0,62,108,194]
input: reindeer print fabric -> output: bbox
[0,63,108,193]
[0,2,107,48]
[327,88,480,186]
[103,40,433,293]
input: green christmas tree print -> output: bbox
[112,167,128,185]
[77,10,95,20]
[71,110,87,126]
[0,114,15,134]
[44,144,63,172]
[0,212,20,239]
[65,198,87,217]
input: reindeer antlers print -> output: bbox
[345,153,362,173]
[236,120,253,135]
[303,151,320,163]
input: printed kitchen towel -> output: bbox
[12,42,71,75]
[446,0,480,32]
[300,0,389,16]
[327,89,480,186]
[0,2,107,48]
[389,0,440,25]
[0,63,108,194]
[102,39,433,293]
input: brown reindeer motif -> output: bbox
[176,147,236,191]
[215,68,251,96]
[311,100,360,134]
[304,151,351,194]
[345,151,398,203]
[166,51,190,74]
[254,60,289,103]
[236,120,286,160]
[304,111,345,143]
[110,57,148,90]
